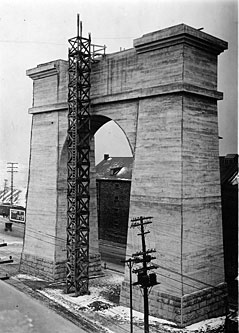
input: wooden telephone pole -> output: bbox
[130,216,159,333]
[7,162,18,205]
[2,179,8,203]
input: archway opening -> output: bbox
[58,115,134,273]
[92,116,133,271]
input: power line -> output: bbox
[0,40,65,46]
[0,37,135,45]
[0,221,225,299]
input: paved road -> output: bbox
[99,240,126,273]
[0,280,87,333]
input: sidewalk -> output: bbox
[0,219,226,333]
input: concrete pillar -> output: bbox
[120,25,228,326]
[20,60,101,280]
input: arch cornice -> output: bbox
[28,82,223,115]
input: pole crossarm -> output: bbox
[132,249,156,257]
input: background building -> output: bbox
[219,154,238,306]
[96,155,133,245]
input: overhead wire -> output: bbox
[0,36,135,46]
[1,221,225,274]
[0,217,226,295]
[18,224,226,276]
[126,228,225,272]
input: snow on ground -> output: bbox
[16,274,46,282]
[15,272,226,333]
[186,316,225,331]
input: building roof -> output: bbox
[220,154,238,186]
[96,154,238,185]
[96,156,133,181]
[0,188,23,205]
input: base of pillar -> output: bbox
[120,281,227,326]
[20,253,102,281]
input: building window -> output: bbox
[113,219,119,228]
[114,195,119,202]
[114,208,120,215]
[110,167,122,176]
[115,182,120,189]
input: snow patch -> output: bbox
[39,286,112,310]
[16,274,46,282]
[186,316,225,331]
[17,270,226,333]
[37,285,226,333]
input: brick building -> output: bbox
[96,155,133,245]
[219,154,238,305]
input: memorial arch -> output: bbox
[20,24,228,326]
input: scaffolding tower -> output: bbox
[66,16,105,295]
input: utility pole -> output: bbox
[7,162,18,205]
[121,257,134,333]
[2,179,8,203]
[131,216,159,333]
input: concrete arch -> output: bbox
[91,101,138,157]
[21,25,228,326]
[55,112,134,273]
[91,114,134,157]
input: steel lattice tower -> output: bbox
[66,16,106,295]
[66,16,91,295]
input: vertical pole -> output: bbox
[75,14,80,295]
[80,21,82,38]
[129,258,133,333]
[140,216,149,333]
[77,13,79,37]
[7,163,18,206]
[10,169,13,205]
[122,257,134,332]
[3,179,8,203]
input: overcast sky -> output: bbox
[0,0,237,188]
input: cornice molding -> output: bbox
[28,82,223,114]
[134,24,228,55]
[26,62,59,80]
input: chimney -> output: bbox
[104,154,109,160]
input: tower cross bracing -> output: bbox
[66,17,105,295]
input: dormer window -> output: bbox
[110,167,122,176]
